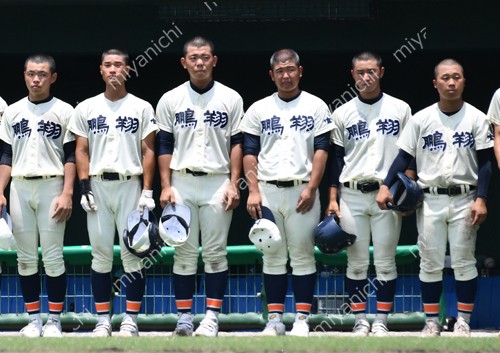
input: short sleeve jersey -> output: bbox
[397,102,493,188]
[330,93,412,183]
[69,93,158,176]
[240,91,333,181]
[0,97,6,118]
[155,81,244,174]
[487,88,500,126]
[0,97,75,177]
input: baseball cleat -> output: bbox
[41,317,63,338]
[261,313,286,336]
[195,311,219,337]
[117,315,139,337]
[420,320,441,337]
[19,317,43,338]
[452,317,471,338]
[93,317,112,337]
[352,319,370,337]
[371,320,389,337]
[290,313,310,337]
[173,313,194,337]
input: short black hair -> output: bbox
[101,48,129,66]
[24,53,56,74]
[352,51,382,70]
[183,36,215,57]
[434,58,464,79]
[270,49,300,70]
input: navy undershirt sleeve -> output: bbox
[63,141,76,164]
[0,143,12,166]
[243,133,260,156]
[231,132,243,145]
[314,132,330,152]
[407,157,417,171]
[157,130,174,155]
[382,149,414,187]
[328,143,345,187]
[477,148,493,199]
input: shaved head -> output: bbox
[434,59,464,78]
[270,49,300,70]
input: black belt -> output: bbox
[186,168,208,176]
[24,175,57,180]
[266,180,308,188]
[343,181,380,193]
[423,185,476,196]
[101,172,131,181]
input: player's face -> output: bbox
[433,64,465,101]
[181,45,217,82]
[351,59,384,94]
[24,61,57,99]
[269,61,303,97]
[100,55,130,87]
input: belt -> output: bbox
[343,181,381,193]
[93,172,132,181]
[186,168,208,177]
[22,175,57,180]
[423,185,476,196]
[264,180,308,188]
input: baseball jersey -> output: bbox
[0,97,74,177]
[70,93,158,176]
[240,91,333,181]
[0,96,6,118]
[331,93,412,183]
[156,81,244,174]
[397,102,493,188]
[486,88,500,125]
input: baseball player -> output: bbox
[241,48,333,337]
[0,54,76,338]
[377,59,493,337]
[0,95,5,288]
[0,96,6,118]
[327,51,412,337]
[69,49,158,337]
[156,36,243,337]
[487,89,500,166]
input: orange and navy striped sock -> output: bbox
[173,274,195,313]
[92,270,112,315]
[267,303,284,314]
[95,301,111,316]
[46,273,66,316]
[456,278,477,323]
[123,269,145,316]
[292,273,316,315]
[205,271,228,313]
[20,273,41,315]
[346,277,368,321]
[263,273,288,313]
[375,278,397,324]
[420,280,442,320]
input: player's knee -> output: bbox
[204,259,228,274]
[17,261,38,277]
[173,261,198,276]
[347,259,369,276]
[91,260,114,274]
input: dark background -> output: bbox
[1,0,499,257]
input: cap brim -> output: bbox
[162,203,191,226]
[260,206,275,223]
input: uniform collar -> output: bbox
[278,90,302,103]
[189,80,214,95]
[28,94,54,105]
[358,92,383,105]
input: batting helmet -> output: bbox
[159,203,191,247]
[0,206,16,251]
[248,206,282,255]
[123,207,162,258]
[387,172,423,213]
[314,215,356,256]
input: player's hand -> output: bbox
[222,182,240,211]
[160,186,175,209]
[376,185,393,210]
[325,199,341,219]
[471,198,487,226]
[53,192,73,223]
[247,191,262,220]
[79,179,97,212]
[138,190,155,215]
[296,186,316,214]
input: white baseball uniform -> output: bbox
[397,102,493,282]
[69,93,158,274]
[240,91,333,275]
[0,96,7,118]
[0,96,74,277]
[156,81,243,276]
[331,93,411,281]
[487,88,500,126]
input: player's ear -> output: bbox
[50,72,58,84]
[379,67,385,79]
[351,69,355,80]
[180,57,187,69]
[299,66,303,78]
[433,79,437,89]
[269,70,275,82]
[212,55,218,67]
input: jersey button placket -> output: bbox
[195,100,205,169]
[279,108,290,180]
[28,110,37,174]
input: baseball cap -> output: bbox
[0,206,16,251]
[126,207,150,251]
[159,203,191,247]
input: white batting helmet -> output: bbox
[248,206,282,255]
[159,203,191,247]
[0,206,16,251]
[122,207,162,258]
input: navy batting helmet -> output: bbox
[314,215,356,255]
[387,172,423,213]
[123,207,163,258]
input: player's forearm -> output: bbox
[328,186,339,202]
[243,154,259,193]
[229,143,243,185]
[308,150,328,190]
[142,151,155,190]
[494,125,500,168]
[62,162,76,196]
[75,137,90,180]
[0,164,12,194]
[158,154,173,189]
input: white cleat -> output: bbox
[371,320,389,337]
[420,320,441,337]
[117,315,139,337]
[41,317,63,338]
[290,313,310,337]
[194,311,219,337]
[261,313,286,336]
[453,317,471,338]
[173,313,194,337]
[20,317,43,338]
[93,317,112,337]
[352,319,370,337]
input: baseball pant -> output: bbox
[170,171,232,276]
[417,191,478,283]
[339,185,402,281]
[259,181,320,276]
[10,177,66,277]
[88,176,143,274]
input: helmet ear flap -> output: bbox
[388,172,423,213]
